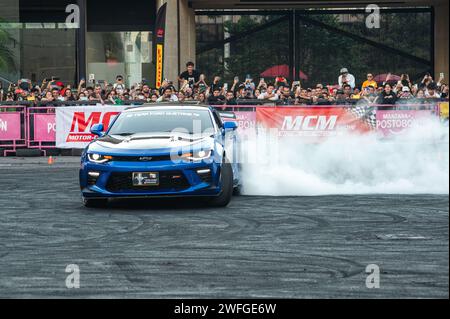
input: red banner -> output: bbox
[256,107,372,137]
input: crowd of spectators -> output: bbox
[0,62,448,107]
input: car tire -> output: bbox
[44,148,61,157]
[15,148,42,157]
[83,197,108,208]
[208,159,233,207]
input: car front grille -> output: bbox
[106,171,190,193]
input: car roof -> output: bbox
[124,103,213,113]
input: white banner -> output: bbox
[56,105,127,148]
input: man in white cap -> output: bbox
[338,67,356,89]
[399,85,413,99]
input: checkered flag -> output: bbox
[348,105,377,130]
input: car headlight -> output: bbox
[87,153,112,163]
[181,150,212,161]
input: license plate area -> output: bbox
[132,172,159,186]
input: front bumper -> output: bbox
[80,159,222,199]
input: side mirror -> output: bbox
[223,121,238,131]
[90,123,104,136]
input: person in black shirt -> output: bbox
[379,83,397,105]
[210,76,222,93]
[225,91,237,105]
[278,87,295,105]
[440,84,448,99]
[335,89,350,105]
[179,61,200,88]
[207,88,225,105]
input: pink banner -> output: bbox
[33,114,56,141]
[0,113,22,141]
[376,110,436,137]
[235,111,256,135]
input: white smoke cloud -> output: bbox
[240,119,449,196]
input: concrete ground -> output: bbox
[0,157,448,298]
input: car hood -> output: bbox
[88,132,215,155]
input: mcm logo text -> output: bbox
[67,111,120,142]
[281,115,338,131]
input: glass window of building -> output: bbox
[195,9,433,87]
[86,0,156,88]
[0,0,77,86]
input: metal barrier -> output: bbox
[0,101,447,156]
[35,100,145,107]
[0,105,28,156]
[27,106,57,156]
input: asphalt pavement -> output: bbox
[0,157,448,298]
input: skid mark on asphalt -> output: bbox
[0,162,448,298]
[113,260,147,285]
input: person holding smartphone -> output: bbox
[436,72,445,91]
[211,76,222,93]
[291,80,301,92]
[244,74,255,92]
[78,78,86,94]
[258,83,279,101]
[196,74,208,93]
[338,68,355,89]
[230,76,240,94]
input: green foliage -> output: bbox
[0,21,16,73]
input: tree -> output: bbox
[0,20,17,73]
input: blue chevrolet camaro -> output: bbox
[79,105,240,207]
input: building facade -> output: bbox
[0,0,448,88]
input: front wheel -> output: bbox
[83,197,108,208]
[207,160,233,207]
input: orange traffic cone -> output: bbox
[48,156,54,165]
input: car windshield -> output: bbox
[108,109,215,135]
